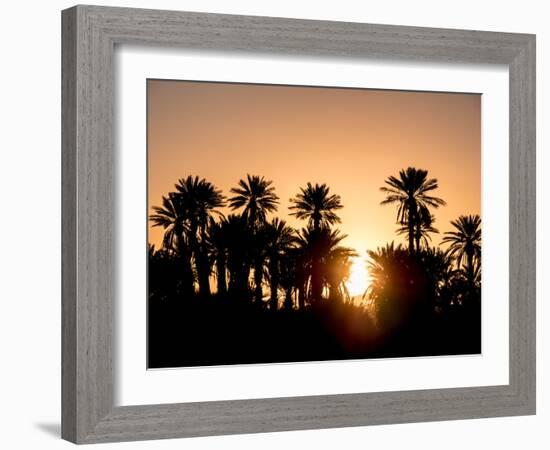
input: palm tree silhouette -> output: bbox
[288,245,309,310]
[207,217,229,296]
[397,210,439,251]
[418,246,456,309]
[442,214,481,286]
[264,218,296,311]
[224,214,252,299]
[323,246,357,303]
[365,242,408,299]
[148,172,484,368]
[150,193,187,251]
[278,250,299,310]
[228,174,279,228]
[250,226,269,305]
[149,192,195,298]
[366,242,428,330]
[295,225,349,303]
[290,183,343,303]
[380,167,445,253]
[289,183,343,232]
[174,176,225,298]
[229,175,279,304]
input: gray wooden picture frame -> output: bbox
[61,5,536,444]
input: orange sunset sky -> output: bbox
[147,79,480,293]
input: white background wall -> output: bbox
[0,1,546,448]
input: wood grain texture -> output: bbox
[61,5,536,444]
[508,36,536,409]
[61,7,77,443]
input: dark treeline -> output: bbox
[148,168,481,368]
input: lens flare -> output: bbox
[346,257,371,298]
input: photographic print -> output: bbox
[147,80,481,369]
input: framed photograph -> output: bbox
[62,5,536,444]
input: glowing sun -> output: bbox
[346,257,371,298]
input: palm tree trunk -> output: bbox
[175,230,195,300]
[228,263,241,297]
[254,257,263,305]
[408,219,415,254]
[269,257,278,311]
[240,264,251,301]
[179,251,195,300]
[311,259,322,304]
[283,288,293,310]
[298,282,305,310]
[329,284,340,302]
[415,232,421,253]
[229,254,248,300]
[466,250,474,286]
[197,250,211,298]
[407,202,416,254]
[311,220,323,303]
[196,226,211,298]
[216,253,227,295]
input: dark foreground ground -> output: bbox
[148,296,481,368]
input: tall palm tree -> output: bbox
[419,247,456,312]
[264,218,296,311]
[323,247,357,303]
[365,242,407,299]
[149,193,195,299]
[279,250,299,310]
[418,246,455,309]
[380,167,446,253]
[149,193,187,251]
[397,210,439,252]
[250,226,269,305]
[296,225,349,304]
[442,214,481,286]
[229,175,279,304]
[290,183,343,303]
[289,183,343,232]
[228,174,279,228]
[224,214,252,300]
[365,242,416,329]
[174,176,225,298]
[207,217,229,296]
[287,245,309,310]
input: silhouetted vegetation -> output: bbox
[148,168,481,368]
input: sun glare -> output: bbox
[346,257,371,298]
